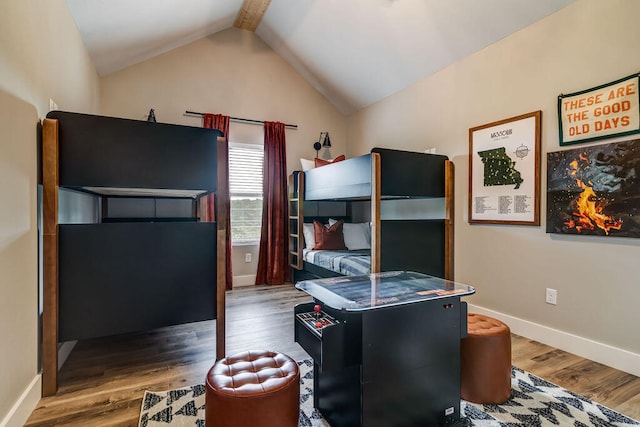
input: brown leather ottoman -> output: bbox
[205,350,300,427]
[461,313,512,404]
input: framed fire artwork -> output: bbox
[547,139,640,237]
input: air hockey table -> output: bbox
[294,271,476,427]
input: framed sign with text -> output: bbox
[469,111,541,225]
[558,73,640,146]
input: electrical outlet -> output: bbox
[545,288,557,305]
[244,253,252,263]
[49,98,58,112]
[424,147,437,154]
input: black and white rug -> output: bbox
[138,360,639,427]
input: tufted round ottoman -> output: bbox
[461,313,512,404]
[205,350,300,427]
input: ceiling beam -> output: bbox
[234,0,271,32]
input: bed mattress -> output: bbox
[303,249,370,276]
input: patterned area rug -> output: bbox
[138,360,639,427]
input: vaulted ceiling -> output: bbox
[66,0,576,114]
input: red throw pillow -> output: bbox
[313,220,347,250]
[315,154,346,168]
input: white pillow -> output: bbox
[300,158,315,171]
[302,223,315,250]
[329,219,370,250]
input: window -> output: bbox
[229,142,263,244]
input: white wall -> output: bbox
[347,0,640,375]
[0,1,99,425]
[100,28,347,174]
[100,27,348,284]
[0,90,39,427]
[0,1,99,117]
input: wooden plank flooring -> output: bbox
[25,284,640,426]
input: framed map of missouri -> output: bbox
[469,111,542,225]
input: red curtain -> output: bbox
[256,121,289,285]
[203,114,233,290]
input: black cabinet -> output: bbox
[294,272,473,426]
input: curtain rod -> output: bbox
[184,110,298,129]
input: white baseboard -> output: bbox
[468,304,640,377]
[0,340,79,427]
[233,274,256,287]
[0,374,41,427]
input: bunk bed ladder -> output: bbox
[288,172,304,270]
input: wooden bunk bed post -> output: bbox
[216,229,225,360]
[444,160,455,281]
[42,118,59,396]
[370,152,381,273]
[216,136,227,361]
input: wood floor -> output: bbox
[25,284,640,426]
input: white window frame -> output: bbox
[228,142,264,246]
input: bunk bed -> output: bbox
[41,111,227,396]
[289,147,454,282]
